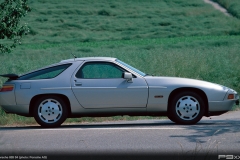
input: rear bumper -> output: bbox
[0,104,30,116]
[0,91,16,106]
[0,88,30,116]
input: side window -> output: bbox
[18,64,72,80]
[76,62,125,79]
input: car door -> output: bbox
[71,61,148,108]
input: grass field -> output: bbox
[0,0,240,126]
[12,0,240,44]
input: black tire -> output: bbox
[33,95,68,128]
[168,91,205,125]
[167,113,177,123]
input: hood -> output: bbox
[144,76,229,91]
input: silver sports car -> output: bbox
[0,57,239,127]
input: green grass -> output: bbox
[212,0,240,18]
[0,0,240,126]
[7,0,240,45]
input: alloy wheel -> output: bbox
[38,98,63,123]
[175,95,200,121]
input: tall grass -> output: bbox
[1,36,240,91]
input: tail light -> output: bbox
[0,85,14,92]
[227,94,234,99]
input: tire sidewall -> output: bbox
[33,95,68,128]
[169,92,205,125]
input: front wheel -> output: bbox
[168,92,205,125]
[33,95,68,128]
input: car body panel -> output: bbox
[0,83,16,106]
[71,60,148,108]
[146,86,170,112]
[145,76,229,101]
[144,76,238,112]
[71,78,148,108]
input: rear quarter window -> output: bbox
[18,64,72,80]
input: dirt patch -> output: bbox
[204,0,231,17]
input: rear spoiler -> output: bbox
[0,74,19,80]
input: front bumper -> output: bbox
[208,99,236,112]
[235,93,239,105]
[206,99,237,117]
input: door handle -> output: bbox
[74,80,82,86]
[75,83,82,86]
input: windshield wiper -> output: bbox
[144,73,154,77]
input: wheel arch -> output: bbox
[29,94,72,117]
[167,87,209,116]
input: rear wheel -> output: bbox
[33,95,68,128]
[168,91,205,125]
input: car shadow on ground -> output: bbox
[0,120,174,130]
[169,119,240,144]
[1,119,239,131]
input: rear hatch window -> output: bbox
[18,64,72,80]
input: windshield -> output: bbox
[116,59,146,77]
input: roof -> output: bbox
[60,57,116,63]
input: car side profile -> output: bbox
[0,57,239,127]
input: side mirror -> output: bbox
[123,72,133,83]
